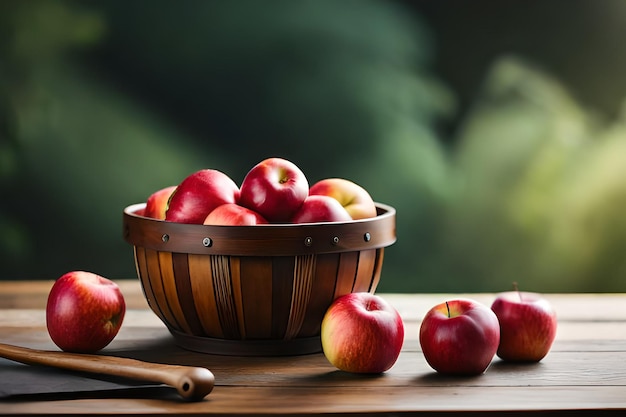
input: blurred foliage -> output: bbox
[89,0,453,177]
[441,56,626,292]
[1,0,626,293]
[1,0,454,285]
[0,1,229,278]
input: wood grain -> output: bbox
[0,281,625,415]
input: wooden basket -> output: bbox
[123,202,396,356]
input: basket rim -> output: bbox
[123,202,396,256]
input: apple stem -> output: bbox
[513,281,523,301]
[445,301,450,318]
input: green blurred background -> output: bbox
[2,0,626,293]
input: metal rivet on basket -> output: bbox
[161,234,169,242]
[364,232,371,242]
[332,236,340,245]
[202,237,212,247]
[304,236,313,246]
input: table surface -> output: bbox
[1,280,625,416]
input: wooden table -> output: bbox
[1,280,625,416]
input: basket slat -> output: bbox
[211,255,240,339]
[188,253,224,338]
[157,251,193,335]
[353,249,377,293]
[170,253,206,336]
[135,247,167,325]
[239,257,273,339]
[334,251,359,297]
[145,249,182,332]
[370,248,385,293]
[229,257,246,339]
[297,252,340,337]
[285,254,315,340]
[270,257,295,338]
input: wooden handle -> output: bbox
[0,342,214,401]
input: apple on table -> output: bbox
[165,169,240,224]
[46,271,126,353]
[491,289,558,362]
[321,292,404,374]
[238,157,309,223]
[419,298,500,375]
[309,178,377,220]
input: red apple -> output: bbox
[46,271,126,353]
[144,185,176,220]
[238,157,309,222]
[309,178,377,220]
[165,169,240,224]
[290,195,352,224]
[419,298,500,375]
[491,290,557,362]
[203,203,269,225]
[321,292,405,374]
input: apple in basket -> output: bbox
[491,289,558,362]
[419,298,500,375]
[165,169,240,224]
[238,157,309,223]
[321,293,405,373]
[309,178,377,220]
[204,203,269,225]
[144,185,176,220]
[46,271,126,353]
[290,195,353,223]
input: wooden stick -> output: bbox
[0,342,214,401]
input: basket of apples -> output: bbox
[123,157,396,356]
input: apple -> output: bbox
[290,195,353,224]
[203,203,269,225]
[46,271,126,353]
[144,185,176,220]
[309,178,377,220]
[419,298,500,375]
[238,157,309,222]
[491,290,558,362]
[321,292,404,374]
[165,169,240,224]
